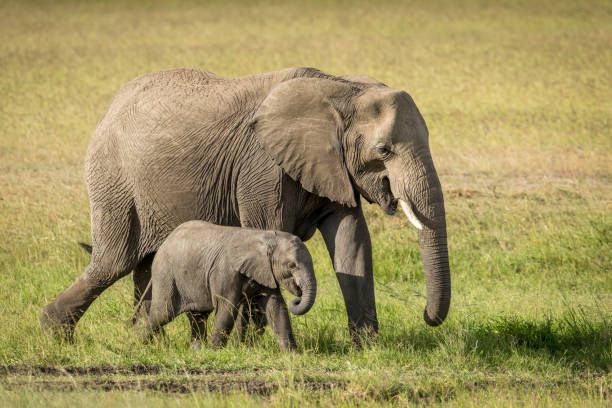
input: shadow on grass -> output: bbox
[298,308,610,370]
[379,308,610,371]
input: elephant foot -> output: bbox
[190,340,203,350]
[210,333,229,349]
[129,315,148,337]
[130,303,150,327]
[140,332,154,344]
[39,303,75,342]
[140,326,164,344]
[279,339,297,352]
[349,321,379,349]
[39,275,108,342]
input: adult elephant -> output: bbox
[40,67,451,341]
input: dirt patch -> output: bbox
[0,364,256,377]
[0,365,345,395]
[2,378,344,395]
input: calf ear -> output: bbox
[234,237,277,289]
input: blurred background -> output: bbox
[0,1,609,405]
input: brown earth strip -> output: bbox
[3,377,606,403]
[0,364,260,377]
[1,365,606,401]
[2,378,344,395]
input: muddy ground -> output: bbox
[0,365,344,395]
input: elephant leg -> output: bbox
[234,297,267,343]
[251,304,267,337]
[319,205,378,346]
[259,291,296,352]
[233,302,249,343]
[250,295,268,337]
[39,272,110,341]
[210,298,240,349]
[40,201,141,340]
[143,302,173,343]
[132,253,154,325]
[40,259,136,341]
[187,311,209,349]
[40,252,138,341]
[237,196,294,343]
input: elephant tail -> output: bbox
[79,242,93,254]
[131,280,152,324]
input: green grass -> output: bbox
[0,0,610,406]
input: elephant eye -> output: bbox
[287,261,297,269]
[375,144,392,159]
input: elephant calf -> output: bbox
[140,220,316,351]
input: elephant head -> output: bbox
[235,232,316,316]
[253,76,450,326]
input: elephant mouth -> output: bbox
[380,176,398,215]
[369,176,397,215]
[377,177,423,230]
[382,197,398,215]
[354,175,397,214]
[282,277,302,298]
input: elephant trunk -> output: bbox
[419,225,451,326]
[288,268,317,316]
[400,158,451,326]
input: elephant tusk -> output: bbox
[399,199,423,230]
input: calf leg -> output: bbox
[210,298,240,348]
[187,311,209,349]
[132,253,154,325]
[143,301,174,343]
[234,297,267,343]
[251,298,268,337]
[233,302,249,343]
[259,292,296,352]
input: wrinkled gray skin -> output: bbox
[142,221,315,351]
[40,67,450,342]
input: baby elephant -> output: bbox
[140,220,316,351]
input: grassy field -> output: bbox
[0,0,610,406]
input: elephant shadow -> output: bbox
[377,311,609,371]
[294,306,608,369]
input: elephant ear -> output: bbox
[233,235,277,289]
[252,78,357,207]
